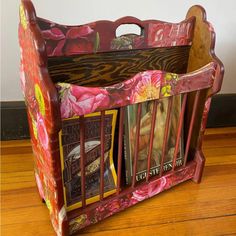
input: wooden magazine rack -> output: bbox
[18,1,224,235]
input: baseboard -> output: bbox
[207,94,236,128]
[1,101,30,140]
[1,94,236,140]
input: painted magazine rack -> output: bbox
[19,1,224,235]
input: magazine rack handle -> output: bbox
[114,16,146,36]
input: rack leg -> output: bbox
[192,150,205,183]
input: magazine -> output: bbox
[124,96,184,184]
[59,110,117,211]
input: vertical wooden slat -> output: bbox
[159,97,173,177]
[117,107,125,194]
[79,115,86,207]
[172,94,188,171]
[132,103,142,188]
[100,111,105,200]
[146,100,158,182]
[184,91,200,166]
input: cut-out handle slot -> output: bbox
[116,24,143,37]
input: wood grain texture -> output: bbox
[1,127,236,236]
[48,46,190,86]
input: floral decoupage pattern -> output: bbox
[19,2,65,235]
[19,1,223,235]
[41,24,100,56]
[148,20,194,47]
[38,16,195,57]
[69,162,196,234]
[57,62,216,119]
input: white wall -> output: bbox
[1,0,236,101]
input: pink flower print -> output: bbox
[35,173,45,200]
[70,86,110,116]
[36,114,49,150]
[132,70,162,103]
[20,63,26,96]
[57,83,110,118]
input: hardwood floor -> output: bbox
[1,127,236,236]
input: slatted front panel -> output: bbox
[67,90,205,229]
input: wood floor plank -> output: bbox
[203,146,236,157]
[0,140,33,155]
[1,128,236,236]
[1,221,55,236]
[202,136,236,148]
[0,139,32,148]
[1,154,34,173]
[204,127,236,135]
[80,215,236,236]
[1,164,235,232]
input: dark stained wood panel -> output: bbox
[47,46,190,87]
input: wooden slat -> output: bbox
[117,107,125,194]
[146,100,158,181]
[79,116,86,207]
[132,104,142,188]
[184,91,200,166]
[172,93,187,170]
[48,46,190,86]
[99,111,105,200]
[160,97,173,176]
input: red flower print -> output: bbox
[106,199,121,213]
[64,39,93,55]
[42,25,95,56]
[132,177,167,202]
[42,27,65,41]
[66,26,93,39]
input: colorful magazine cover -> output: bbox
[59,110,117,211]
[124,96,184,184]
